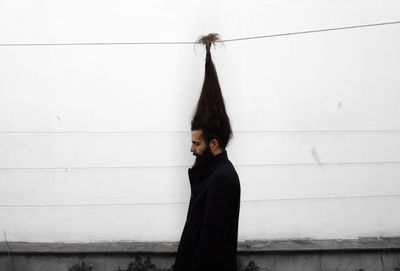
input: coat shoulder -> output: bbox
[209,160,240,191]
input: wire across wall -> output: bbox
[0,20,399,47]
[1,194,400,208]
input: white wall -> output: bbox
[1,0,400,242]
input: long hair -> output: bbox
[191,33,232,149]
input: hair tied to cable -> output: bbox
[197,33,221,52]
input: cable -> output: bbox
[0,194,399,208]
[0,202,187,208]
[1,129,400,134]
[0,160,399,171]
[242,194,400,203]
[0,20,399,47]
[222,20,400,43]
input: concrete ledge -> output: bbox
[1,237,400,254]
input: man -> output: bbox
[173,34,241,271]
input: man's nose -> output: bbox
[190,145,195,152]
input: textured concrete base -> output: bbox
[1,239,400,271]
[239,251,400,271]
[1,251,400,271]
[0,254,174,271]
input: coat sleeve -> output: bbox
[189,174,238,271]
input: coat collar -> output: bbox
[190,150,227,170]
[188,150,228,186]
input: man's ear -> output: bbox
[209,139,220,152]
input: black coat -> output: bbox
[173,151,241,271]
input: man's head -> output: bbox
[190,129,222,156]
[190,129,222,167]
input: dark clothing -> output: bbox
[173,151,241,271]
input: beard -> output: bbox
[193,145,214,168]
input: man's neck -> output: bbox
[212,148,223,156]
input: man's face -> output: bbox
[190,130,214,167]
[190,130,207,156]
